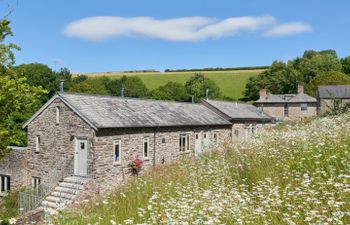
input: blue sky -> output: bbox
[2,0,350,73]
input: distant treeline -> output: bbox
[164,66,269,72]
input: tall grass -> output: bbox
[50,112,350,224]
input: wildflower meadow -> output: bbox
[50,112,350,225]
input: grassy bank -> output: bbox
[80,69,264,99]
[50,112,350,224]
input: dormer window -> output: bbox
[56,107,60,124]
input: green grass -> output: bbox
[49,112,350,225]
[80,69,264,99]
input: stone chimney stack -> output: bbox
[259,89,267,99]
[297,84,304,94]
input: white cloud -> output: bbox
[264,22,312,37]
[64,16,311,42]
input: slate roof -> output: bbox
[317,85,350,99]
[256,93,317,103]
[203,100,273,122]
[23,92,231,130]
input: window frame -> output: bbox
[179,134,190,152]
[113,140,121,163]
[284,104,289,117]
[56,106,60,124]
[234,129,239,137]
[143,138,149,159]
[213,132,219,146]
[301,103,308,111]
[0,174,10,193]
[35,136,40,152]
[32,176,41,189]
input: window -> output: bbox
[113,140,121,162]
[0,175,10,193]
[179,134,190,152]
[32,177,41,189]
[301,103,308,111]
[284,104,289,117]
[56,107,60,124]
[234,129,239,137]
[213,133,219,146]
[35,136,40,152]
[143,138,149,158]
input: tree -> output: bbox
[70,76,111,95]
[15,63,58,98]
[243,49,344,101]
[56,67,72,90]
[305,71,350,96]
[151,82,188,101]
[0,18,20,72]
[106,76,149,98]
[0,18,47,159]
[184,73,222,101]
[341,56,350,75]
[0,75,46,155]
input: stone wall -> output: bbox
[231,122,270,140]
[89,125,232,193]
[319,99,350,113]
[0,149,29,193]
[259,103,317,121]
[26,98,95,185]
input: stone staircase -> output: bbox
[42,176,90,214]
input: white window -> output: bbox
[234,129,239,137]
[301,103,308,111]
[0,175,10,193]
[213,133,219,146]
[113,140,121,163]
[179,134,190,152]
[32,177,41,189]
[56,107,60,124]
[143,138,149,159]
[35,136,40,152]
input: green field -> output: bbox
[82,69,264,99]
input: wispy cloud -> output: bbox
[64,16,311,42]
[264,22,312,37]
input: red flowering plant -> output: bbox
[128,158,144,176]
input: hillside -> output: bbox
[49,112,350,224]
[80,69,265,99]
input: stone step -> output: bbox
[54,186,80,195]
[46,196,70,204]
[63,176,89,185]
[51,191,76,200]
[59,182,84,190]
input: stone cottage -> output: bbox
[255,84,317,121]
[202,99,273,138]
[317,85,350,113]
[0,92,273,213]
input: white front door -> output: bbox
[74,139,88,176]
[195,132,202,156]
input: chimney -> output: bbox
[297,84,304,94]
[60,80,65,92]
[121,86,125,97]
[205,89,209,100]
[259,89,267,99]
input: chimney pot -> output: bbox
[60,80,65,92]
